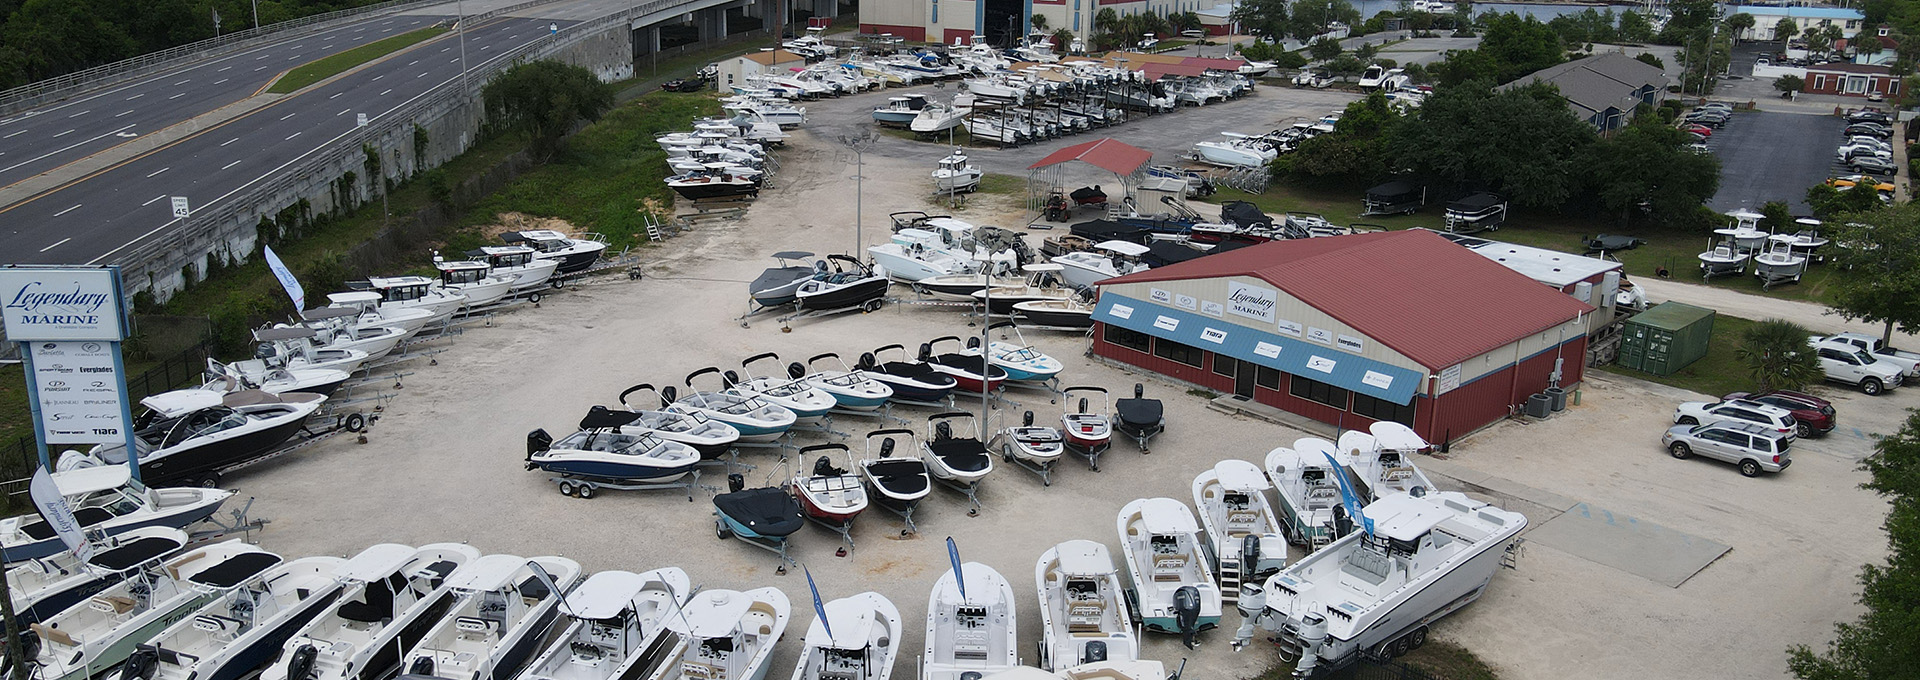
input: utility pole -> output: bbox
[839,130,877,258]
[252,0,259,30]
[457,0,470,89]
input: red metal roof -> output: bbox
[1026,138,1154,175]
[1100,230,1594,369]
[1182,57,1247,71]
[1142,62,1209,80]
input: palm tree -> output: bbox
[1736,319,1825,392]
[1726,12,1754,43]
[1775,17,1797,52]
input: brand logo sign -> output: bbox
[0,268,124,341]
[1226,281,1276,323]
[30,341,126,444]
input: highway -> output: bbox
[0,13,578,265]
[0,14,447,191]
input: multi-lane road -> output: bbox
[0,0,606,266]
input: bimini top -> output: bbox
[1362,491,1522,544]
[141,388,226,417]
[675,589,756,639]
[1052,539,1114,577]
[447,553,531,592]
[1131,497,1199,535]
[50,465,133,497]
[1211,459,1271,493]
[189,550,286,590]
[566,570,655,620]
[85,529,189,573]
[369,276,434,288]
[327,291,384,305]
[1094,240,1152,257]
[300,307,362,321]
[502,230,569,243]
[1370,422,1428,452]
[337,544,421,582]
[253,326,317,342]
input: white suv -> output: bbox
[1673,399,1798,435]
[1814,342,1905,394]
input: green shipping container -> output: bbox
[1617,301,1716,376]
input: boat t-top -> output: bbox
[520,568,692,680]
[1033,540,1138,671]
[1113,498,1222,646]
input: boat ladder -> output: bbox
[1218,554,1242,605]
[1501,537,1527,570]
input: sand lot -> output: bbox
[214,85,1893,680]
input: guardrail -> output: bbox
[0,0,443,114]
[117,0,673,275]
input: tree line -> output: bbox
[0,0,383,90]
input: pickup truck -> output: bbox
[1811,341,1905,395]
[1809,333,1920,380]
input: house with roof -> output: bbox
[1805,61,1903,98]
[716,49,807,93]
[1730,6,1865,41]
[1089,230,1593,443]
[1499,52,1668,132]
[1837,24,1900,65]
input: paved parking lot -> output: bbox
[1705,109,1847,214]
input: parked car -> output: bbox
[1848,109,1891,124]
[1672,398,1798,433]
[1723,390,1836,437]
[1697,102,1733,113]
[1850,156,1899,176]
[1812,342,1904,394]
[1827,174,1897,193]
[1662,421,1794,477]
[1680,123,1714,137]
[1292,68,1333,88]
[1685,111,1729,127]
[1810,333,1920,379]
[1845,123,1892,138]
[1844,136,1892,151]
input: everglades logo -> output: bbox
[6,282,110,326]
[1225,281,1277,324]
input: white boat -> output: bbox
[502,229,610,274]
[356,276,469,322]
[131,552,347,680]
[873,96,922,126]
[1052,241,1150,290]
[647,588,790,680]
[0,466,229,562]
[869,219,1015,283]
[921,562,1017,680]
[1343,423,1437,501]
[398,554,584,680]
[910,99,970,135]
[25,540,272,680]
[733,354,839,423]
[1190,460,1287,605]
[1033,540,1138,671]
[932,151,983,193]
[668,371,797,443]
[790,592,901,680]
[1237,492,1527,676]
[250,326,370,375]
[1697,242,1750,279]
[1754,243,1809,287]
[325,291,436,334]
[7,527,187,625]
[1114,498,1222,645]
[1191,134,1275,168]
[979,660,1169,680]
[433,258,517,308]
[799,354,894,412]
[259,543,484,680]
[204,356,349,398]
[520,568,691,680]
[1264,440,1344,548]
[295,310,410,361]
[468,245,562,291]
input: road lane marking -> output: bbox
[407,60,418,66]
[0,123,137,173]
[288,55,300,60]
[280,112,297,120]
[173,79,190,85]
[441,47,449,52]
[52,129,72,137]
[222,160,242,169]
[52,204,80,217]
[2,130,24,138]
[218,66,232,72]
[125,93,144,100]
[213,78,228,84]
[142,194,166,206]
[450,58,458,63]
[338,108,350,116]
[256,54,269,60]
[254,66,268,71]
[67,110,89,118]
[380,89,392,95]
[417,72,427,78]
[329,92,344,99]
[115,110,133,117]
[146,167,169,178]
[39,238,70,252]
[220,137,238,146]
[169,93,186,99]
[373,75,384,80]
[286,132,300,140]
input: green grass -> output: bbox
[1211,184,1839,304]
[268,26,449,94]
[976,173,1025,197]
[1597,314,1758,398]
[1399,639,1502,680]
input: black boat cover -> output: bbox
[1070,186,1108,203]
[713,487,804,537]
[1585,234,1647,251]
[20,507,115,541]
[189,552,285,589]
[579,405,642,430]
[868,360,957,386]
[1220,201,1272,230]
[927,355,1009,379]
[1070,220,1152,245]
[866,459,930,494]
[1448,192,1504,211]
[88,536,187,572]
[927,438,992,472]
[751,266,814,295]
[1142,241,1205,268]
[1115,398,1165,429]
[1365,181,1421,202]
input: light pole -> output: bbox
[839,129,877,257]
[457,0,470,89]
[252,0,259,30]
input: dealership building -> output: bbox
[859,0,1232,46]
[1090,230,1593,444]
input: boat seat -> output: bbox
[927,439,990,472]
[92,594,137,614]
[518,576,551,603]
[29,623,73,647]
[866,460,929,494]
[456,616,500,638]
[339,582,395,623]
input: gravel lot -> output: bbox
[207,85,1893,680]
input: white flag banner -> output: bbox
[263,245,305,310]
[29,467,92,562]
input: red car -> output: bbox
[1680,123,1713,137]
[1724,390,1836,437]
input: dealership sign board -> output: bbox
[29,341,128,444]
[0,268,125,341]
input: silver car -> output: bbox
[1661,421,1792,477]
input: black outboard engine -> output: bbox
[967,336,981,349]
[254,343,276,360]
[123,648,160,680]
[1079,398,1089,413]
[1023,411,1035,427]
[935,421,953,441]
[525,429,552,465]
[1332,505,1353,539]
[722,370,741,389]
[918,343,935,362]
[1081,640,1107,664]
[286,644,319,680]
[813,456,838,477]
[879,438,896,458]
[1242,534,1267,581]
[788,363,808,380]
[660,385,678,404]
[1134,383,1144,399]
[1174,585,1202,649]
[727,473,745,493]
[858,353,878,370]
[408,655,435,676]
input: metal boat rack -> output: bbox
[991,430,1057,487]
[930,474,985,517]
[1066,439,1111,472]
[186,497,270,545]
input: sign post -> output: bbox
[1,266,138,480]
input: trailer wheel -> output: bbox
[1407,626,1428,650]
[528,291,543,304]
[196,473,221,489]
[862,298,883,313]
[557,481,576,497]
[344,413,367,433]
[575,484,596,499]
[716,517,732,539]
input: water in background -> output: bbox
[1349,0,1650,22]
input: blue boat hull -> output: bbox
[3,503,226,563]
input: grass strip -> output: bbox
[268,26,449,94]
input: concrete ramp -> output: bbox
[1525,502,1730,588]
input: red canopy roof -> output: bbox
[1183,57,1247,72]
[1142,62,1209,80]
[1027,138,1153,175]
[1101,230,1594,369]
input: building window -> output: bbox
[1154,339,1204,367]
[931,0,937,22]
[1213,355,1237,378]
[1105,325,1151,353]
[1352,394,1415,426]
[1814,75,1826,90]
[1289,374,1350,409]
[1256,366,1281,390]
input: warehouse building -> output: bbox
[1091,230,1593,443]
[860,0,1231,46]
[1434,230,1624,337]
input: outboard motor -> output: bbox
[286,644,319,680]
[727,473,745,493]
[722,370,741,389]
[813,456,838,477]
[967,336,981,349]
[788,363,808,380]
[1332,505,1353,539]
[408,655,435,677]
[935,421,953,441]
[525,429,553,464]
[1134,383,1145,399]
[1173,585,1202,650]
[254,343,276,360]
[1231,580,1267,651]
[1081,640,1107,665]
[1292,612,1330,678]
[660,385,678,404]
[858,352,878,370]
[123,647,160,680]
[879,439,896,458]
[1022,411,1035,427]
[918,343,934,362]
[1079,398,1089,413]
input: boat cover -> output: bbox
[753,266,814,295]
[86,535,188,572]
[1141,242,1204,268]
[1584,234,1646,251]
[714,488,804,537]
[1070,186,1108,203]
[580,405,643,430]
[1447,192,1504,212]
[1219,201,1271,229]
[1115,398,1164,430]
[865,460,930,494]
[1070,220,1152,245]
[927,436,991,472]
[1365,180,1421,203]
[189,551,285,589]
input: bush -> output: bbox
[1275,51,1309,68]
[1774,74,1805,93]
[1635,52,1664,69]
